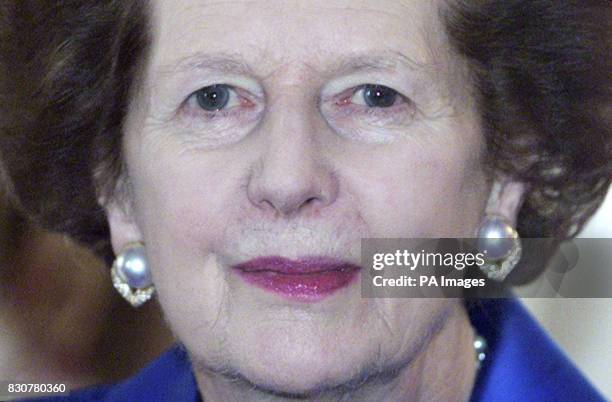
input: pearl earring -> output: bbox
[475,214,522,281]
[111,242,155,307]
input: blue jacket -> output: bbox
[21,298,607,401]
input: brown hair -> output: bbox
[0,0,610,276]
[0,168,24,269]
[0,1,150,263]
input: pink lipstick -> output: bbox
[232,256,361,301]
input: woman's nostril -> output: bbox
[305,196,318,205]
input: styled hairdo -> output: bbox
[0,1,150,262]
[444,0,611,242]
[0,0,610,273]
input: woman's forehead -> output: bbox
[149,0,447,80]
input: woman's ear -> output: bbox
[99,195,143,256]
[484,177,529,227]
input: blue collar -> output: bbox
[61,298,605,401]
[467,298,605,401]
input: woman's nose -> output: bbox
[246,101,338,218]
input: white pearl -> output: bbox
[116,246,152,289]
[476,215,517,261]
[474,335,487,367]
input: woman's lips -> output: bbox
[231,256,361,301]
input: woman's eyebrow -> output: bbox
[157,52,255,78]
[325,50,432,76]
[157,48,432,76]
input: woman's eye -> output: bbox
[193,84,239,111]
[351,84,399,108]
[179,84,260,128]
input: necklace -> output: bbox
[474,334,488,369]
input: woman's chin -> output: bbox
[227,342,373,396]
[218,313,408,396]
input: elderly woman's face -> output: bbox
[115,0,489,394]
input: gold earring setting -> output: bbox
[475,214,522,281]
[111,242,155,307]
